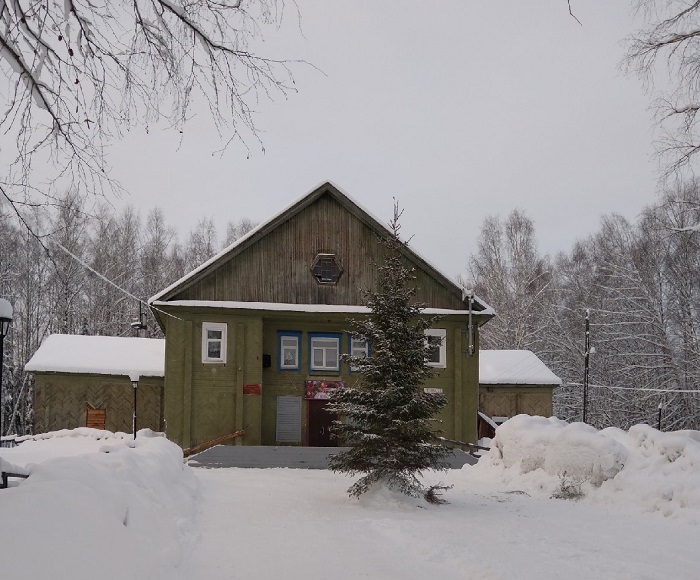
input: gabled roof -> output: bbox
[479,350,561,386]
[25,335,165,380]
[149,181,493,313]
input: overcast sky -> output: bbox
[108,1,658,280]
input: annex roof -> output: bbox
[24,335,165,380]
[149,181,493,314]
[479,350,561,386]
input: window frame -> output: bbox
[278,331,302,371]
[424,328,447,368]
[308,333,342,372]
[349,335,370,373]
[202,322,227,364]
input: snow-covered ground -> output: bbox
[1,418,698,579]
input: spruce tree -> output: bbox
[328,204,450,500]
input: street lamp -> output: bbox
[0,298,13,440]
[583,308,594,424]
[130,373,139,441]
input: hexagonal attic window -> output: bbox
[311,253,343,285]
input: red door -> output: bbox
[308,400,337,447]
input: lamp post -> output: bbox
[0,299,14,441]
[130,374,139,441]
[583,308,591,424]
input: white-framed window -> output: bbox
[425,329,446,368]
[202,322,227,363]
[350,335,369,371]
[279,332,301,370]
[309,333,341,372]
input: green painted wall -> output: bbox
[163,309,264,448]
[33,374,163,434]
[160,304,485,448]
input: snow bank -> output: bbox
[0,429,198,580]
[469,415,700,521]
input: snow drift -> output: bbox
[471,415,700,521]
[0,429,198,580]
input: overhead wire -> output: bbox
[52,241,183,323]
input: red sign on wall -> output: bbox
[243,383,262,395]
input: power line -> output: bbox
[52,241,182,323]
[567,382,700,394]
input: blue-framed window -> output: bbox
[309,333,342,372]
[349,334,370,372]
[278,331,302,371]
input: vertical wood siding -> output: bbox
[173,193,464,309]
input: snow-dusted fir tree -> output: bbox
[328,204,450,501]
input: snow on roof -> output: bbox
[24,334,165,379]
[152,299,490,317]
[479,350,561,386]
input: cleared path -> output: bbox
[187,445,477,469]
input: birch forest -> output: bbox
[0,193,254,437]
[468,181,700,432]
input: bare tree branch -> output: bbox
[624,1,700,179]
[0,0,300,225]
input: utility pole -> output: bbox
[583,308,590,424]
[131,301,147,338]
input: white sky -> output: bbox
[108,0,657,279]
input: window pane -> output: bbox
[314,339,336,349]
[427,336,441,363]
[282,337,296,348]
[208,330,222,340]
[326,349,338,368]
[283,347,297,367]
[313,349,324,367]
[208,342,222,359]
[352,338,368,358]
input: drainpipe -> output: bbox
[466,290,475,357]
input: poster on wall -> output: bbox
[304,380,345,400]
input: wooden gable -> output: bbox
[156,182,480,310]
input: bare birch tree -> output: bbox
[0,1,296,219]
[625,0,700,179]
[467,210,552,351]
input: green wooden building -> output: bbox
[149,182,494,448]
